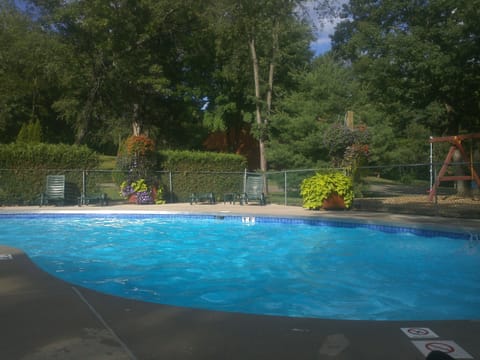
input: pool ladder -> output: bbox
[242,216,255,224]
[467,232,479,249]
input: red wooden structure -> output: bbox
[428,133,480,201]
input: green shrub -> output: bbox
[0,143,99,204]
[16,119,43,144]
[300,172,354,209]
[160,150,246,172]
[159,150,247,202]
[0,143,98,169]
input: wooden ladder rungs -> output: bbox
[439,176,473,181]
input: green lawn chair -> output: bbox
[241,175,266,205]
[40,175,78,206]
[190,192,216,204]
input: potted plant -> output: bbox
[300,172,354,210]
[120,178,154,204]
[117,134,164,205]
[120,178,166,205]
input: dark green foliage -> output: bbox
[7,0,476,176]
[323,124,355,163]
[205,0,314,165]
[0,2,72,144]
[25,0,216,151]
[159,150,247,202]
[3,0,316,159]
[332,0,480,135]
[268,54,372,169]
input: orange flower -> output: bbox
[125,135,155,156]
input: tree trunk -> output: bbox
[262,22,279,194]
[266,20,279,119]
[249,37,267,174]
[132,103,141,136]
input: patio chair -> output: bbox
[40,175,79,206]
[190,192,216,204]
[241,175,266,205]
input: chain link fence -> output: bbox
[0,162,479,218]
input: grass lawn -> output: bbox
[98,155,117,170]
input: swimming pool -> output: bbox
[1,213,479,321]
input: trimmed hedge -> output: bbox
[0,143,99,204]
[0,143,98,169]
[160,150,246,171]
[0,145,247,204]
[158,150,247,202]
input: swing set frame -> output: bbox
[428,133,480,201]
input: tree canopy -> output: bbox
[1,0,316,161]
[1,0,478,172]
[331,0,480,136]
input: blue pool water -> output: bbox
[1,213,479,320]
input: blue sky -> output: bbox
[311,16,343,55]
[310,27,335,55]
[307,0,346,55]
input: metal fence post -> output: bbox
[284,171,287,206]
[81,170,86,205]
[169,171,173,203]
[433,163,439,216]
[243,168,247,193]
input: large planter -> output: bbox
[322,193,346,210]
[300,172,354,210]
[126,188,156,204]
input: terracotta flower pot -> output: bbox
[322,193,346,210]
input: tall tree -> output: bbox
[268,54,384,169]
[30,0,216,152]
[205,0,314,170]
[0,0,69,143]
[331,0,480,136]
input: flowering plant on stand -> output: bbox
[136,190,154,204]
[120,179,154,204]
[117,134,161,205]
[120,181,135,198]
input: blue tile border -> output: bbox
[0,212,470,240]
[251,216,469,239]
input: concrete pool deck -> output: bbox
[1,203,479,359]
